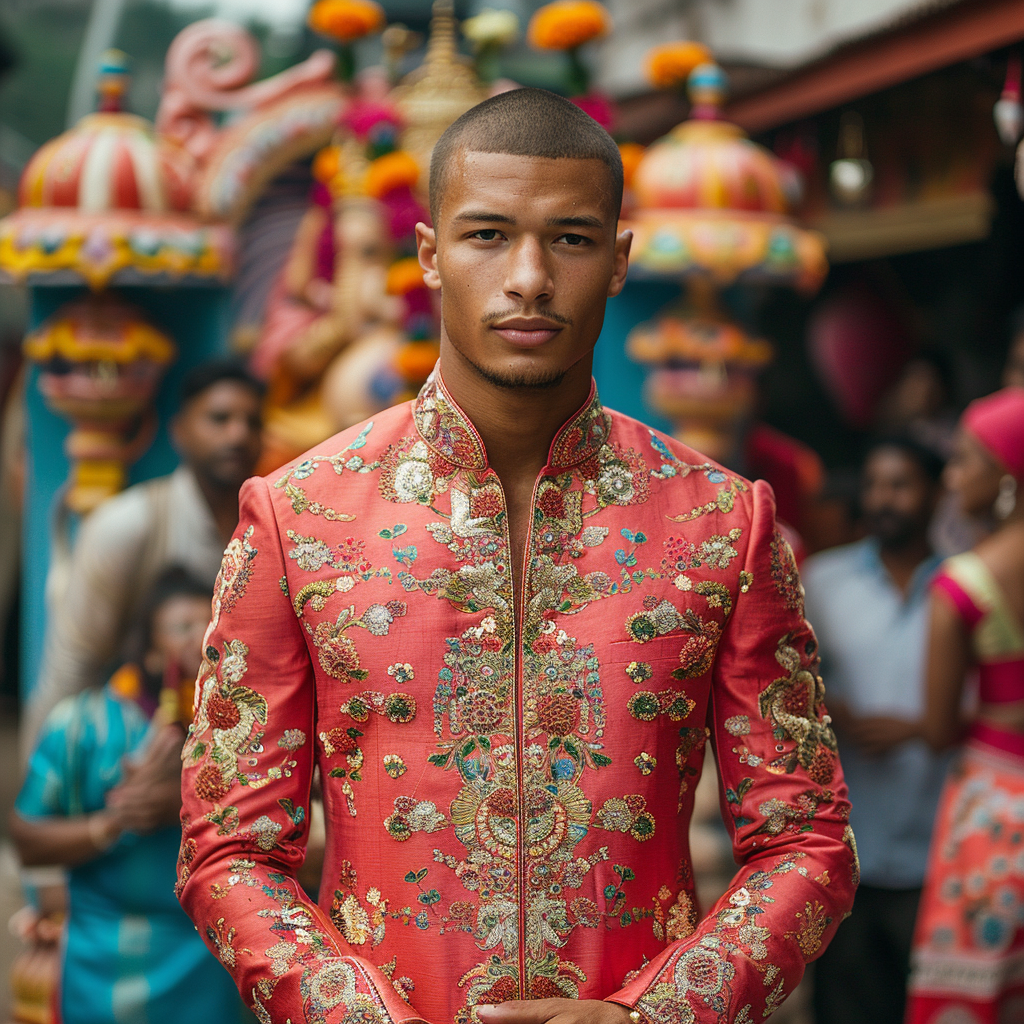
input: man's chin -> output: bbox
[465,358,566,391]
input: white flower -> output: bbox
[730,887,752,907]
[598,463,634,504]
[394,458,435,503]
[463,8,519,47]
[362,604,394,636]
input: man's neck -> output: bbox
[877,534,932,597]
[191,469,240,545]
[438,343,594,485]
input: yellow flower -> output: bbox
[463,8,520,48]
[527,0,611,51]
[386,257,426,296]
[308,0,385,42]
[395,341,440,385]
[618,142,645,189]
[312,144,342,186]
[644,41,713,90]
[364,150,420,199]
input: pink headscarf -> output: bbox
[962,386,1024,480]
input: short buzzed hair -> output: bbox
[429,87,623,225]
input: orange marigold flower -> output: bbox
[308,0,385,42]
[527,0,611,51]
[365,150,420,199]
[312,144,342,186]
[395,340,440,384]
[618,142,645,189]
[385,257,425,296]
[644,41,713,90]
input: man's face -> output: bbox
[149,594,210,680]
[860,447,937,547]
[417,150,631,389]
[173,381,262,490]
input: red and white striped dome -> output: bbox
[19,112,194,213]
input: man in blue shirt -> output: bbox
[804,437,950,1024]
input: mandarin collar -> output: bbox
[413,366,611,473]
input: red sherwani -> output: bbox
[177,371,857,1024]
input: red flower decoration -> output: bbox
[207,693,241,731]
[195,763,230,802]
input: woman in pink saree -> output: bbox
[906,387,1024,1024]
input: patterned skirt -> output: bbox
[906,726,1024,1024]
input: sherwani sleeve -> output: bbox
[606,479,858,1023]
[177,477,430,1024]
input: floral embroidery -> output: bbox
[385,797,449,840]
[769,530,804,613]
[786,901,832,960]
[758,634,837,776]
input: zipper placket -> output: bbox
[495,469,543,999]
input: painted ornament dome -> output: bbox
[19,112,193,215]
[0,51,232,288]
[629,63,827,290]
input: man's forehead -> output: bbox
[444,149,614,214]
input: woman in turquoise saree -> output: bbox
[12,568,249,1024]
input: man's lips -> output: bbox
[490,318,564,348]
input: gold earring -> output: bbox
[994,473,1018,520]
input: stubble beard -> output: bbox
[467,357,567,391]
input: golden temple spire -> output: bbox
[392,0,487,175]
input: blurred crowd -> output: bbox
[2,317,1024,1024]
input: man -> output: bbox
[178,89,856,1024]
[24,359,263,751]
[803,438,949,1024]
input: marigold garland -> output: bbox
[618,142,645,189]
[385,257,426,296]
[395,340,440,383]
[312,144,342,186]
[308,0,386,42]
[645,41,713,90]
[365,150,420,200]
[527,0,611,51]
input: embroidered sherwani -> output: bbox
[177,372,858,1024]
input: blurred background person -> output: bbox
[9,567,249,1024]
[905,387,1024,1023]
[23,359,263,754]
[804,436,949,1024]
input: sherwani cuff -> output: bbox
[348,956,433,1024]
[603,943,679,1014]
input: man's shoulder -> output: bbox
[257,402,415,499]
[803,539,873,587]
[605,407,750,488]
[78,471,174,544]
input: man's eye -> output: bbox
[560,234,588,246]
[473,229,502,241]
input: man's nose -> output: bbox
[224,414,256,445]
[503,236,553,305]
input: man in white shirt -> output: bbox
[803,436,950,1024]
[23,360,264,753]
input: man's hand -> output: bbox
[105,723,186,834]
[477,1000,634,1024]
[843,714,921,757]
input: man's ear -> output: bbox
[607,228,632,298]
[416,222,441,291]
